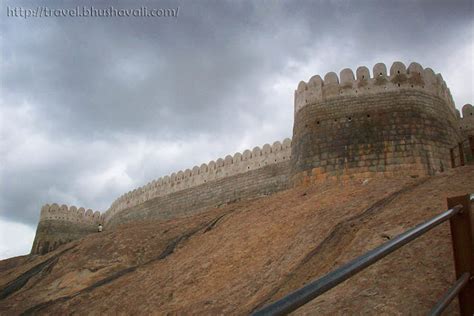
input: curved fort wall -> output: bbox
[31,139,292,254]
[31,204,102,254]
[104,138,292,226]
[31,60,472,255]
[291,61,463,184]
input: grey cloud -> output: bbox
[1,0,473,231]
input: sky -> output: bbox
[0,0,473,259]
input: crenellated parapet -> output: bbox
[291,61,463,184]
[103,138,292,223]
[294,61,456,116]
[31,203,102,255]
[31,59,471,255]
[40,203,103,224]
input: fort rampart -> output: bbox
[105,160,291,227]
[31,61,474,255]
[31,139,292,253]
[291,62,463,185]
[31,204,102,254]
[103,138,292,224]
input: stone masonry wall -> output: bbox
[31,60,470,255]
[31,139,292,254]
[106,160,291,227]
[291,62,463,184]
[103,138,292,224]
[31,204,102,255]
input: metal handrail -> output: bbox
[429,272,471,316]
[252,205,464,316]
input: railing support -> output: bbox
[252,205,463,316]
[430,272,470,316]
[447,194,474,316]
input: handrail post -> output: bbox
[447,194,474,316]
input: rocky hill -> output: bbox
[1,165,473,315]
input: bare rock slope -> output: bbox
[1,166,473,315]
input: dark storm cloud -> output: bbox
[3,0,472,137]
[2,0,311,139]
[1,0,472,232]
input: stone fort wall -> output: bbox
[291,61,463,185]
[31,204,102,254]
[103,138,292,224]
[104,138,291,225]
[31,139,292,253]
[31,61,473,255]
[105,160,291,227]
